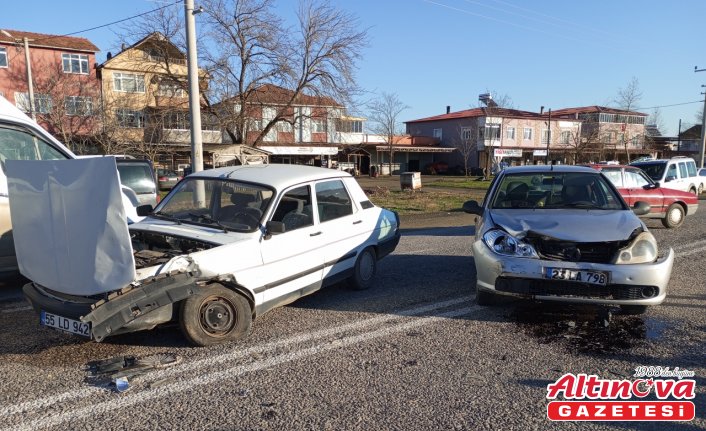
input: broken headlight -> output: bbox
[613,231,658,264]
[483,229,538,258]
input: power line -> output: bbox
[635,100,703,110]
[28,0,181,44]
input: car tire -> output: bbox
[689,187,697,196]
[621,305,648,315]
[475,285,495,306]
[180,284,252,346]
[349,247,377,290]
[661,203,685,229]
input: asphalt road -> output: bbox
[0,209,704,430]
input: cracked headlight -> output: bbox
[482,229,538,258]
[613,231,658,264]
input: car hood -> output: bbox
[488,209,643,242]
[6,158,137,296]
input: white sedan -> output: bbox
[13,162,400,346]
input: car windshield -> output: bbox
[490,172,624,210]
[634,162,665,181]
[154,178,274,232]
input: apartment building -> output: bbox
[0,29,100,150]
[406,106,582,171]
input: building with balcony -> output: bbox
[406,106,582,171]
[0,29,100,151]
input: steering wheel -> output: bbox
[232,212,260,226]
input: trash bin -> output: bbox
[370,165,378,177]
[400,172,422,190]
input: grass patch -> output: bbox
[364,186,471,215]
[427,177,493,190]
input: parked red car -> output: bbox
[588,164,698,228]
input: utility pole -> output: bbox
[185,0,203,175]
[22,37,36,120]
[544,108,551,164]
[695,66,706,168]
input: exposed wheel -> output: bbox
[661,203,685,228]
[180,284,252,346]
[349,247,377,290]
[621,305,648,315]
[475,284,496,306]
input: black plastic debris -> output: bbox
[86,353,181,392]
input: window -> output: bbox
[64,96,93,116]
[461,127,472,140]
[560,131,571,145]
[15,93,52,114]
[505,127,515,139]
[666,163,678,179]
[271,185,313,232]
[601,169,623,188]
[687,161,697,177]
[276,120,293,133]
[604,132,614,143]
[113,73,145,93]
[433,128,442,140]
[483,124,500,140]
[523,128,532,140]
[0,47,7,68]
[315,180,353,222]
[624,170,650,188]
[678,162,688,179]
[631,136,640,147]
[62,53,89,74]
[541,129,550,145]
[336,119,362,133]
[116,108,144,128]
[164,112,189,130]
[312,119,327,133]
[0,126,67,162]
[158,80,186,97]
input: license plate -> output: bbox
[40,310,91,338]
[544,268,609,286]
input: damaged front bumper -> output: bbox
[24,271,198,341]
[472,240,675,306]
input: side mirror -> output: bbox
[632,201,651,216]
[653,181,660,188]
[462,200,484,216]
[264,220,285,239]
[136,204,153,216]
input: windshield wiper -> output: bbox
[563,202,604,209]
[151,211,182,224]
[188,212,228,233]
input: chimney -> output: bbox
[121,43,126,51]
[540,106,544,115]
[446,106,450,114]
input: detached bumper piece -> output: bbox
[83,272,198,342]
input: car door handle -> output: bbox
[353,220,362,225]
[310,231,322,237]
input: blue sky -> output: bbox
[4,0,705,134]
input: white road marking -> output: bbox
[0,305,32,314]
[3,306,475,431]
[675,245,706,258]
[0,295,472,419]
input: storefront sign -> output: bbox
[494,148,522,158]
[533,149,548,156]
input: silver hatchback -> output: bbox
[463,165,674,315]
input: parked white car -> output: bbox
[0,96,140,276]
[13,162,400,346]
[631,157,703,195]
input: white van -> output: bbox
[0,96,139,275]
[631,157,704,195]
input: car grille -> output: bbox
[495,277,657,300]
[527,238,626,264]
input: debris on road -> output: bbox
[86,353,181,392]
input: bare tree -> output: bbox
[367,92,409,176]
[452,123,475,176]
[477,91,513,178]
[198,0,368,147]
[614,77,643,161]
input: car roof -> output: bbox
[585,164,636,170]
[501,165,598,174]
[187,164,352,189]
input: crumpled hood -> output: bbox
[6,158,137,295]
[489,209,643,242]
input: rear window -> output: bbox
[117,163,155,194]
[687,161,697,177]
